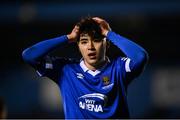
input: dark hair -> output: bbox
[76,16,104,41]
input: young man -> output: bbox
[22,17,148,119]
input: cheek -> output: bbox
[78,45,86,56]
[98,43,106,53]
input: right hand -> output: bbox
[67,25,79,43]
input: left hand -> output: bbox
[92,17,111,36]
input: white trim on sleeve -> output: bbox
[36,70,43,77]
[125,58,131,72]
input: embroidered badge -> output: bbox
[102,76,110,85]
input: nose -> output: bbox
[88,41,95,50]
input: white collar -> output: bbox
[80,60,89,72]
[79,57,110,76]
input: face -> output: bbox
[78,33,107,69]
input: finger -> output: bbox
[92,17,103,21]
[92,17,104,23]
[74,25,79,30]
[92,17,102,22]
[72,25,79,32]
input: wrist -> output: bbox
[67,34,76,43]
[104,30,109,37]
[67,34,72,40]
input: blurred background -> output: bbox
[0,0,180,118]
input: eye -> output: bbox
[80,41,88,44]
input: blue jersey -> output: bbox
[22,31,148,119]
[36,56,131,118]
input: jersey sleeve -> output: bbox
[107,31,149,85]
[22,35,70,83]
[115,57,133,86]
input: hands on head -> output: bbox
[67,17,111,42]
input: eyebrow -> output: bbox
[80,38,88,41]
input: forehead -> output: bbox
[79,33,91,40]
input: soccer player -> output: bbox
[22,17,148,119]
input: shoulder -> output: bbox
[111,56,128,64]
[110,56,131,71]
[43,56,80,70]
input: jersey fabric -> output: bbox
[22,31,148,119]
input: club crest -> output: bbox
[102,76,110,85]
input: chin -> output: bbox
[88,59,98,66]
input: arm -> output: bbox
[22,35,68,66]
[22,26,80,82]
[22,25,79,66]
[93,17,149,78]
[107,31,149,76]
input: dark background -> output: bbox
[0,0,180,118]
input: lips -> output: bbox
[88,53,96,59]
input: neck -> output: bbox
[84,57,108,71]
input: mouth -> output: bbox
[88,53,97,59]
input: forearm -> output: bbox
[107,31,148,70]
[22,35,69,64]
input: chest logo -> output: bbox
[76,73,84,79]
[102,76,110,85]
